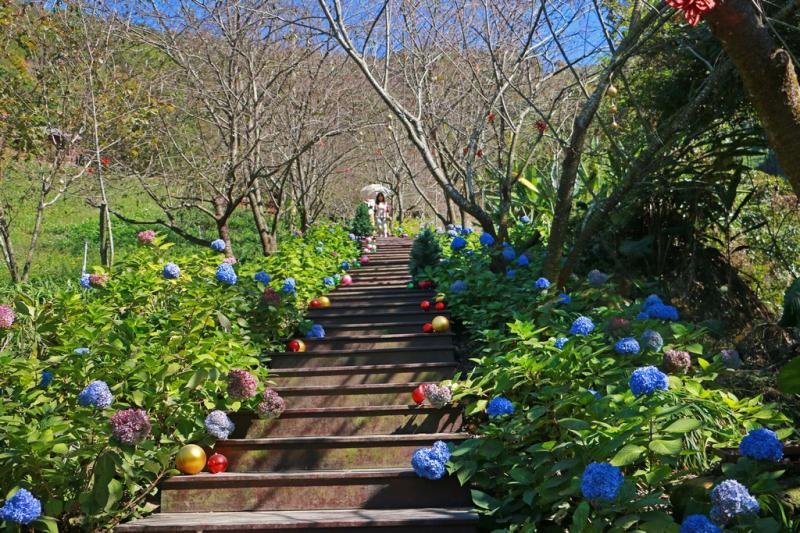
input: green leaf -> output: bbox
[663,417,701,433]
[685,343,703,355]
[649,439,683,456]
[570,501,590,532]
[777,356,800,394]
[105,478,123,511]
[471,489,500,510]
[509,467,535,484]
[558,418,590,431]
[186,369,208,389]
[610,444,646,466]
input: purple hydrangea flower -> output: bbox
[227,369,258,399]
[162,262,181,279]
[680,514,721,533]
[211,239,226,252]
[629,366,669,397]
[662,349,691,374]
[205,410,235,439]
[569,316,595,335]
[535,277,550,289]
[215,263,238,285]
[479,233,495,246]
[110,408,151,445]
[739,428,783,462]
[258,388,286,419]
[580,462,623,501]
[0,304,15,329]
[614,337,640,355]
[487,396,514,418]
[0,488,41,525]
[137,230,156,245]
[254,271,271,284]
[709,479,760,524]
[78,380,113,408]
[423,384,452,408]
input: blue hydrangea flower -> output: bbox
[580,462,623,501]
[210,239,226,252]
[739,428,783,462]
[558,293,571,305]
[204,410,235,439]
[450,280,468,293]
[506,268,516,279]
[460,227,474,235]
[0,488,42,525]
[614,337,640,355]
[447,229,458,238]
[451,236,467,250]
[40,370,53,388]
[629,366,669,397]
[554,337,569,349]
[680,514,721,533]
[588,389,602,400]
[254,271,271,284]
[645,303,679,321]
[486,396,514,418]
[640,329,664,352]
[710,479,760,524]
[502,248,516,262]
[215,264,237,285]
[307,324,326,339]
[569,316,595,335]
[587,269,609,287]
[430,440,451,464]
[447,224,455,230]
[479,233,495,246]
[520,215,531,224]
[74,347,90,355]
[535,277,550,289]
[502,242,511,247]
[411,447,446,480]
[636,312,650,320]
[282,278,297,296]
[348,233,356,240]
[323,277,335,286]
[516,255,529,267]
[162,262,181,279]
[340,261,350,271]
[455,225,462,232]
[78,380,113,408]
[79,273,91,289]
[644,294,663,308]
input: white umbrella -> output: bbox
[360,184,391,201]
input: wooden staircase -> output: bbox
[117,237,477,531]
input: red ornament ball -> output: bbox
[434,302,446,311]
[420,300,431,311]
[207,453,228,474]
[422,323,433,333]
[287,339,306,352]
[412,384,426,405]
[309,299,322,309]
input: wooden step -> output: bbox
[310,305,450,316]
[269,362,458,386]
[330,286,425,295]
[273,382,424,408]
[266,347,456,367]
[323,295,432,306]
[302,334,453,351]
[115,508,479,532]
[160,469,472,512]
[228,405,462,437]
[214,433,469,471]
[321,323,438,336]
[288,312,442,327]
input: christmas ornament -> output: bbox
[309,299,322,309]
[287,339,306,352]
[318,296,331,308]
[354,261,361,268]
[407,282,415,289]
[412,384,426,405]
[420,300,431,311]
[607,84,618,98]
[341,275,353,286]
[434,302,446,311]
[418,280,433,290]
[432,316,450,332]
[434,293,446,303]
[422,323,434,333]
[207,452,228,474]
[333,274,342,284]
[176,444,207,475]
[360,255,369,264]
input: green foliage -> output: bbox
[350,203,373,237]
[408,227,443,280]
[422,231,796,530]
[779,277,800,329]
[0,225,357,529]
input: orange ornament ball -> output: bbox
[420,300,431,311]
[176,445,206,475]
[287,339,306,352]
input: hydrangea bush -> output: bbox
[0,224,358,529]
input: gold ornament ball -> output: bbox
[318,296,331,308]
[434,293,446,303]
[607,84,618,98]
[609,104,618,114]
[176,445,207,475]
[431,315,450,332]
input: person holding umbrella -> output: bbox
[374,192,389,237]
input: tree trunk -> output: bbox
[248,190,277,255]
[706,0,800,198]
[213,196,233,257]
[0,217,20,284]
[21,197,47,283]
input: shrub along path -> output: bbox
[117,237,477,531]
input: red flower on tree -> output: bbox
[100,157,110,166]
[666,0,716,26]
[535,120,547,134]
[487,112,495,123]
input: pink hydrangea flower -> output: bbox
[262,288,281,306]
[222,257,237,265]
[424,383,452,408]
[227,369,258,399]
[663,349,692,374]
[110,408,151,445]
[0,305,15,329]
[89,273,109,287]
[137,230,156,245]
[258,388,285,419]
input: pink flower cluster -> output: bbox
[137,230,156,245]
[227,369,258,399]
[89,273,109,288]
[222,257,237,265]
[262,288,281,306]
[258,388,286,419]
[424,383,452,408]
[666,0,716,26]
[110,408,151,445]
[0,305,15,329]
[663,349,692,374]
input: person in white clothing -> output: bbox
[374,192,389,237]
